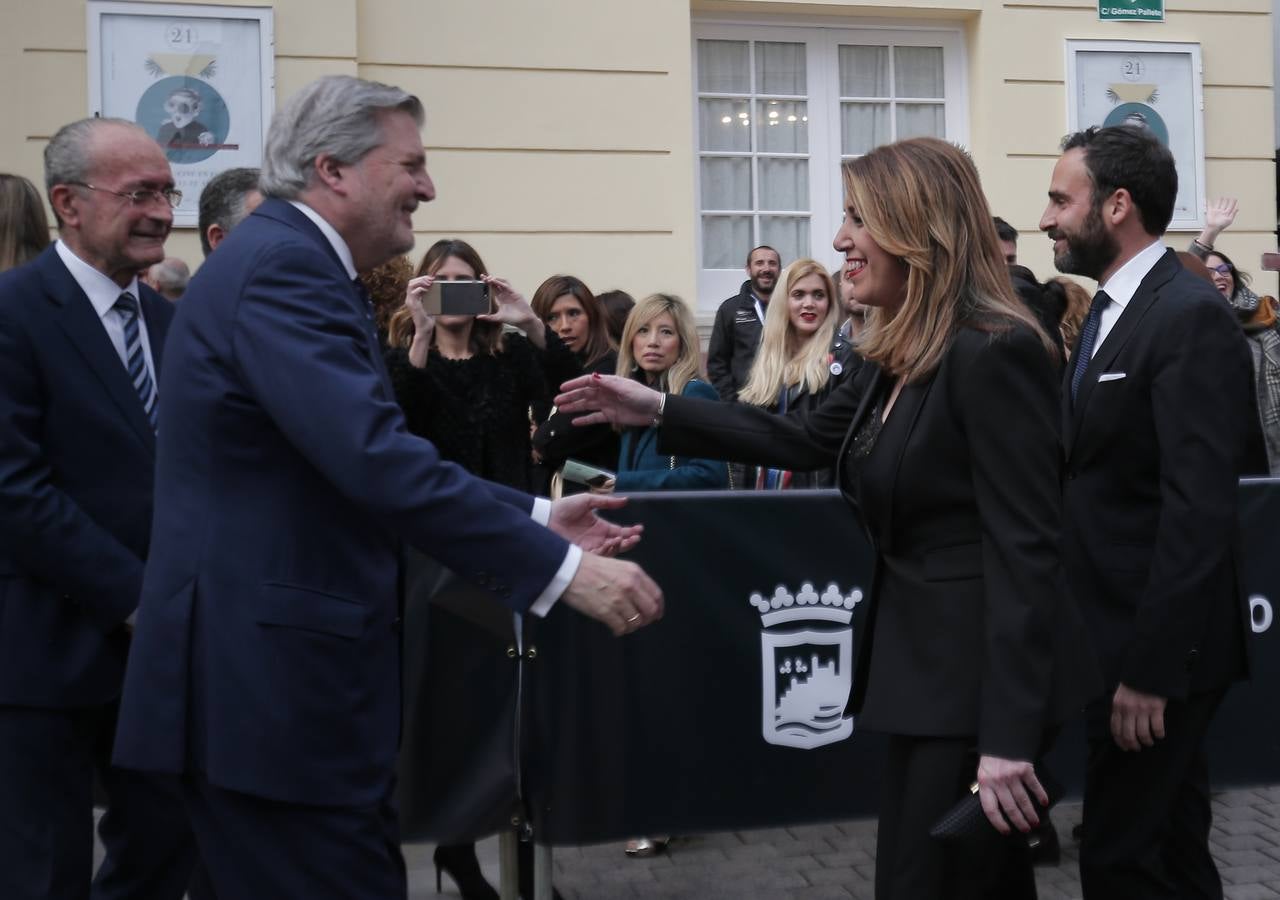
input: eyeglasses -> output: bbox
[1210,263,1232,276]
[68,182,183,209]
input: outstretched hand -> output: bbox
[555,373,663,428]
[548,493,643,556]
[977,755,1047,835]
[562,552,663,636]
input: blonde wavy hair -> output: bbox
[739,259,841,407]
[846,139,1054,383]
[615,293,703,396]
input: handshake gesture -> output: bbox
[547,493,663,636]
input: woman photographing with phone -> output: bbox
[556,138,1098,900]
[383,239,580,900]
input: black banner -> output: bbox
[398,481,1280,845]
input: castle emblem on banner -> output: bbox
[751,583,863,750]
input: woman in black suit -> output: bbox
[556,138,1099,900]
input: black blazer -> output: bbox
[1062,249,1266,700]
[662,321,1099,760]
[0,245,173,707]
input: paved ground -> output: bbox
[405,786,1280,899]
[93,785,1280,897]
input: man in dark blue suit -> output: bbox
[0,119,204,899]
[112,75,663,898]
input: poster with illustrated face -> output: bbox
[1067,40,1204,231]
[88,2,274,228]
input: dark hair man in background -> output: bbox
[197,166,263,257]
[706,244,782,401]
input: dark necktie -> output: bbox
[1070,290,1112,403]
[114,292,159,430]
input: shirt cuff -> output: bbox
[532,496,551,526]
[529,544,581,617]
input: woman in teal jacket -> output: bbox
[608,293,728,493]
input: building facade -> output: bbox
[3,0,1275,315]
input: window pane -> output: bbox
[697,40,750,93]
[703,216,753,269]
[755,41,806,95]
[894,46,945,99]
[760,216,810,265]
[700,98,751,152]
[757,100,808,154]
[701,157,751,211]
[759,158,808,212]
[896,104,945,140]
[841,103,889,156]
[839,45,889,97]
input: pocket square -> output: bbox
[1097,372,1127,383]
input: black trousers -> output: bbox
[1080,688,1226,900]
[0,702,203,900]
[876,734,1038,900]
[183,774,406,900]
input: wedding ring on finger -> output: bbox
[625,613,641,625]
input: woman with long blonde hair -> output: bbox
[601,293,727,494]
[736,258,858,488]
[557,137,1098,900]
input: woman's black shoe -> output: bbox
[433,843,499,900]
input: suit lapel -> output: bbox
[41,250,156,454]
[872,375,934,553]
[1066,250,1175,457]
[258,200,396,398]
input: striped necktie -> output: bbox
[114,292,159,431]
[1070,290,1112,403]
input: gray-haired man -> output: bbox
[112,75,662,898]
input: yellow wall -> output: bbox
[2,0,1274,302]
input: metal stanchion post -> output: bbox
[534,842,553,900]
[499,831,519,900]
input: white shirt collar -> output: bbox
[54,239,141,320]
[287,200,357,280]
[1097,239,1167,310]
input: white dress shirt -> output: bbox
[287,201,578,615]
[55,240,158,383]
[1090,239,1167,360]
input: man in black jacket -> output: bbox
[1040,124,1266,899]
[706,245,780,401]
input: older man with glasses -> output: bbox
[0,118,209,899]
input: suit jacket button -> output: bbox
[391,617,402,634]
[1186,648,1199,670]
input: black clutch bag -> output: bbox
[929,771,1063,846]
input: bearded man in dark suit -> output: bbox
[1040,124,1266,899]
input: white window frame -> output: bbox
[691,20,968,312]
